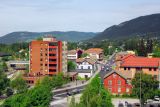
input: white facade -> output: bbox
[67,53,78,60]
[78,72,92,78]
[76,60,96,78]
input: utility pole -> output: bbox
[158,61,160,89]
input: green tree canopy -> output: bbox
[70,74,113,107]
[67,61,76,72]
[132,72,159,106]
[10,76,28,93]
[0,69,10,95]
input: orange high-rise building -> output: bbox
[29,37,62,76]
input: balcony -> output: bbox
[49,62,57,64]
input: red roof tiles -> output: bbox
[121,56,160,67]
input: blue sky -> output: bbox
[0,0,160,36]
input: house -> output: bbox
[116,54,160,80]
[67,49,83,61]
[76,58,97,78]
[84,48,103,61]
[104,70,132,95]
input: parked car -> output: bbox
[118,103,124,107]
[154,96,160,101]
[67,89,80,96]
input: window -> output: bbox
[118,80,121,85]
[113,74,116,78]
[118,87,121,93]
[128,67,130,70]
[126,88,129,93]
[45,53,48,56]
[81,66,83,69]
[149,68,152,71]
[88,66,90,69]
[45,48,48,51]
[154,75,157,80]
[108,80,112,85]
[40,64,43,66]
[40,58,43,61]
[49,54,56,56]
[124,67,126,70]
[108,87,112,92]
[154,68,157,71]
[136,67,142,71]
[45,64,47,66]
[49,64,57,67]
[40,53,43,56]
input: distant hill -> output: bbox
[0,31,97,44]
[91,13,160,41]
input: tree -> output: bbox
[6,87,14,97]
[67,61,76,72]
[11,76,28,93]
[80,53,89,58]
[72,74,113,107]
[0,69,10,95]
[132,72,159,106]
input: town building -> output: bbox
[84,48,103,61]
[116,54,160,80]
[76,57,97,78]
[24,37,66,84]
[104,70,132,95]
[67,49,83,61]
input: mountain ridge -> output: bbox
[91,13,160,41]
[0,31,97,44]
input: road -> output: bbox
[50,61,102,107]
[50,53,116,107]
[99,53,116,81]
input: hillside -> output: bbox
[91,13,160,41]
[0,31,97,44]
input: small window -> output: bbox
[126,88,129,93]
[45,53,48,56]
[118,80,121,85]
[154,68,157,71]
[118,87,121,93]
[40,64,43,66]
[81,66,83,69]
[124,67,126,70]
[40,53,43,56]
[108,80,112,85]
[45,64,47,66]
[149,68,152,71]
[40,58,43,61]
[88,66,90,69]
[154,75,157,80]
[128,67,130,70]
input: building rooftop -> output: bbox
[76,58,96,65]
[104,70,132,80]
[120,55,160,67]
[85,48,103,54]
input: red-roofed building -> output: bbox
[104,70,132,95]
[117,55,160,80]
